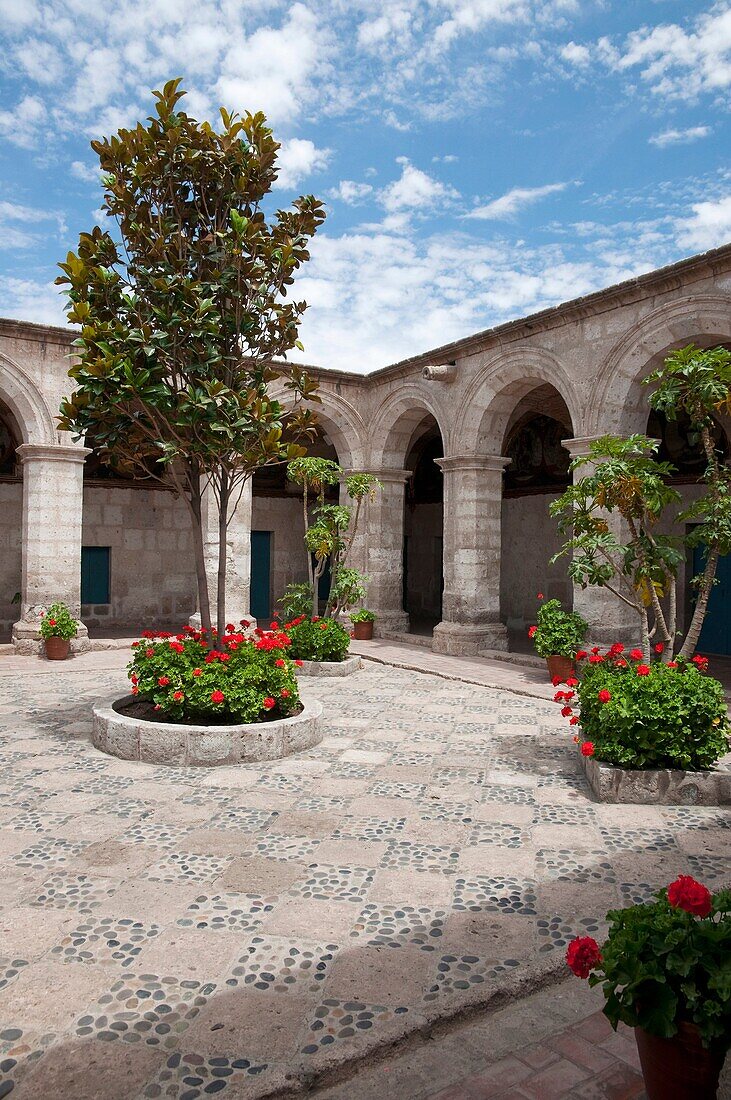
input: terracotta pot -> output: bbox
[635,1023,726,1100]
[352,621,374,641]
[44,637,71,661]
[545,654,575,682]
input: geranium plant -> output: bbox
[552,644,729,770]
[566,877,731,1052]
[284,615,350,663]
[128,623,301,724]
[528,597,588,658]
[39,603,79,641]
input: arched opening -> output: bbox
[0,398,22,641]
[646,400,731,655]
[251,423,340,621]
[403,413,444,635]
[499,383,574,650]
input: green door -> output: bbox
[81,546,110,604]
[692,546,731,655]
[250,531,272,620]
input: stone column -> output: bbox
[562,437,638,646]
[12,443,90,654]
[365,468,410,634]
[432,453,510,656]
[191,478,253,630]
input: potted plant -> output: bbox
[528,596,587,682]
[350,608,376,641]
[39,602,79,660]
[566,877,731,1099]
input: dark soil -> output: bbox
[112,696,302,726]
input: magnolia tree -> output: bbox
[551,345,731,660]
[57,81,325,641]
[284,457,380,619]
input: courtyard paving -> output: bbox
[0,653,728,1098]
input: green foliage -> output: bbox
[277,583,313,621]
[55,79,326,636]
[39,603,78,641]
[530,599,587,658]
[344,472,381,502]
[286,457,341,492]
[350,608,376,623]
[590,888,731,1049]
[285,617,351,662]
[128,625,300,724]
[577,658,729,770]
[328,568,368,614]
[305,504,351,561]
[646,344,731,428]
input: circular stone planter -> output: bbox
[295,655,362,677]
[579,745,731,805]
[92,696,323,766]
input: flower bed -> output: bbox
[285,616,351,663]
[128,623,302,724]
[551,644,731,804]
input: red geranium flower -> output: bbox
[554,690,566,702]
[565,677,579,687]
[561,706,573,717]
[131,686,139,695]
[575,650,588,660]
[528,625,538,638]
[295,659,303,667]
[629,648,643,661]
[591,646,600,655]
[263,696,275,709]
[281,689,290,698]
[572,733,580,742]
[566,936,602,978]
[597,689,611,703]
[145,648,154,658]
[667,875,712,918]
[588,654,604,664]
[552,675,562,687]
[563,691,575,701]
[210,689,225,704]
[636,664,650,676]
[609,643,624,655]
[48,618,57,627]
[192,668,202,677]
[569,716,579,725]
[654,642,664,654]
[173,691,184,702]
[157,676,170,686]
[580,741,595,757]
[667,661,678,668]
[275,659,286,668]
[537,592,544,600]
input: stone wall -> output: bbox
[0,480,22,640]
[404,501,443,620]
[501,492,571,628]
[81,483,196,630]
[251,495,309,617]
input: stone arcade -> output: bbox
[1,242,730,657]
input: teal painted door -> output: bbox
[250,531,272,620]
[81,546,110,604]
[692,546,731,655]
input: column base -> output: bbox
[12,620,90,656]
[432,620,508,656]
[373,611,409,636]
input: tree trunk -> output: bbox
[679,543,719,660]
[216,470,230,639]
[640,605,650,662]
[189,471,213,643]
[303,481,313,589]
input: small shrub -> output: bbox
[285,615,350,662]
[128,624,301,724]
[39,603,78,641]
[277,583,313,621]
[571,650,729,770]
[529,598,587,658]
[350,608,376,623]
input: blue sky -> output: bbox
[0,0,730,372]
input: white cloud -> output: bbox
[328,180,374,204]
[432,154,459,163]
[0,276,67,326]
[649,125,711,148]
[0,95,45,148]
[560,40,590,66]
[379,158,460,213]
[272,139,331,191]
[467,182,569,220]
[676,195,731,253]
[70,160,102,183]
[0,200,66,250]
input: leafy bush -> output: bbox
[529,598,587,658]
[39,603,78,641]
[277,584,313,621]
[567,878,731,1050]
[350,608,376,623]
[128,624,301,724]
[285,615,350,662]
[574,650,729,770]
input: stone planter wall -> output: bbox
[93,696,323,766]
[295,655,362,677]
[580,747,731,805]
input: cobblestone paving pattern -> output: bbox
[0,660,728,1098]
